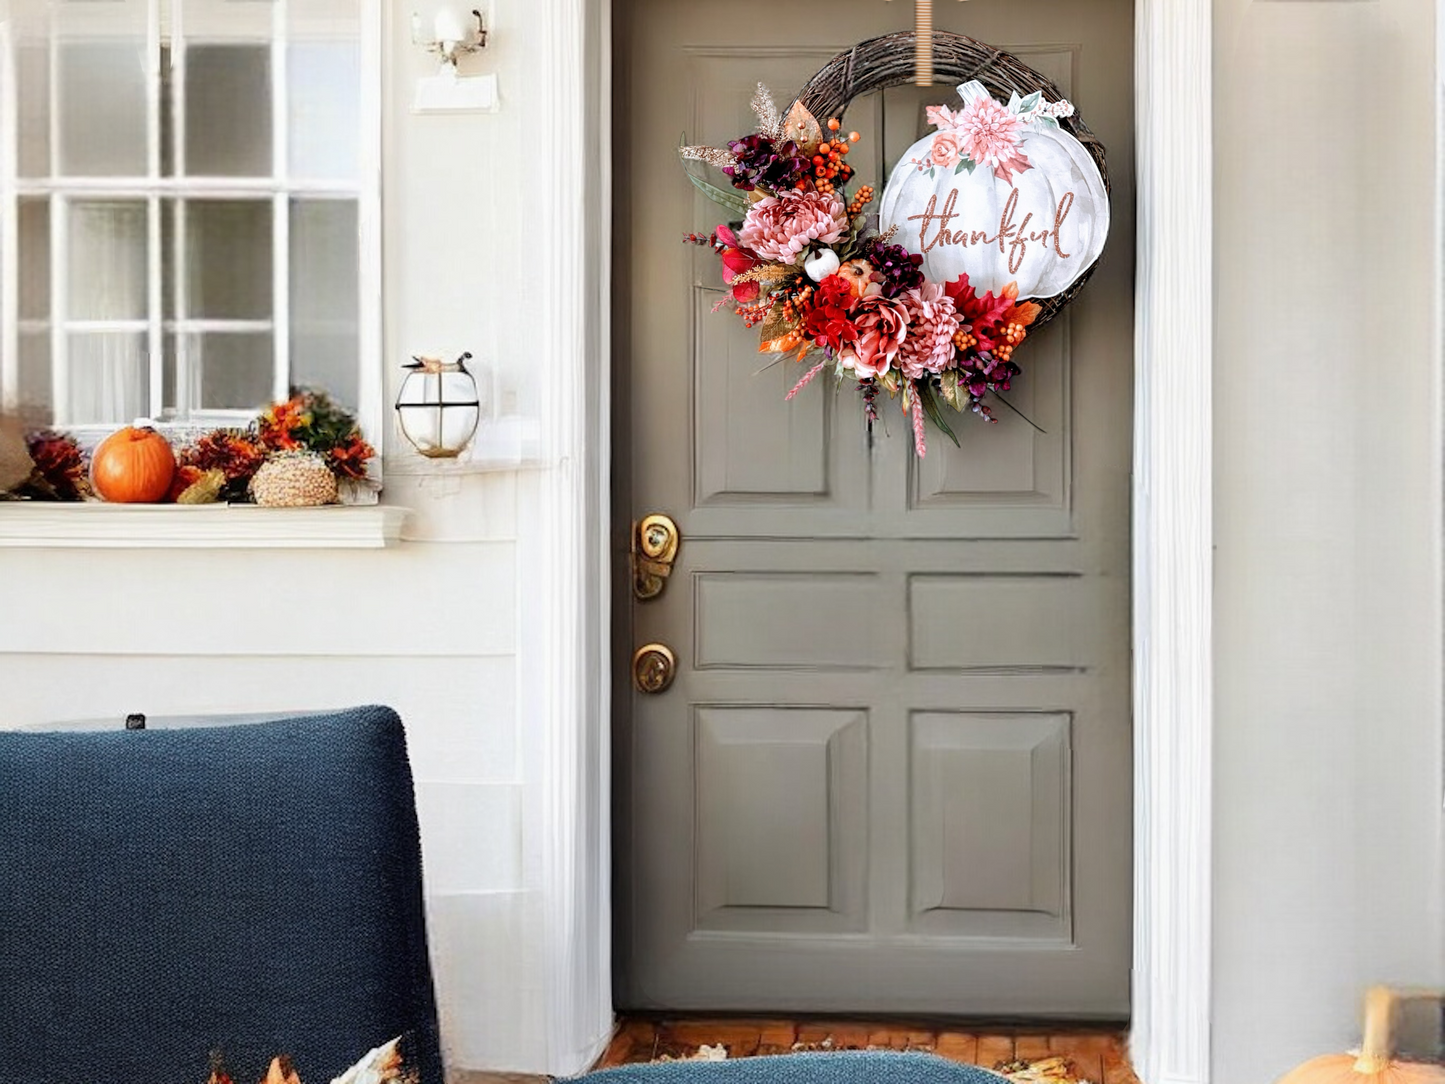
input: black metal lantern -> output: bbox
[394,352,482,459]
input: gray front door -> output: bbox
[614,0,1134,1016]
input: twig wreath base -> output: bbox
[791,29,1110,332]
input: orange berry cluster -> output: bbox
[993,321,1028,362]
[735,297,773,328]
[953,329,978,352]
[813,118,861,195]
[847,185,875,217]
[779,284,815,324]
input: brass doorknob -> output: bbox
[632,643,676,694]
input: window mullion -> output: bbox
[145,0,163,419]
[271,0,290,404]
[46,11,66,426]
[357,0,384,450]
[0,19,20,412]
[49,193,67,426]
[171,0,189,418]
[172,194,189,416]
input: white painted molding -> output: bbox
[532,0,614,1076]
[0,503,408,548]
[1130,1,1213,1083]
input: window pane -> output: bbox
[15,38,50,178]
[68,201,148,321]
[288,42,360,181]
[68,333,146,425]
[186,332,273,412]
[19,334,52,420]
[186,200,273,319]
[185,45,272,176]
[56,27,150,176]
[18,199,50,321]
[290,199,358,407]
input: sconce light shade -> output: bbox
[395,353,482,459]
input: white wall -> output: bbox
[1213,2,1445,1082]
[0,2,565,1074]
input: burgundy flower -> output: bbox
[861,238,925,298]
[724,134,811,193]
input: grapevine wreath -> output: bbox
[681,31,1111,457]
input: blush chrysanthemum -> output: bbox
[738,190,850,265]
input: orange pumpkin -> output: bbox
[91,423,176,503]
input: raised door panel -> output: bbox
[694,707,868,933]
[910,711,1071,941]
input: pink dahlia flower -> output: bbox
[955,94,1030,183]
[739,190,849,265]
[839,294,910,379]
[898,282,960,380]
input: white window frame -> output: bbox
[0,0,383,450]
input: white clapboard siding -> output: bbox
[0,540,516,656]
[0,651,520,784]
[413,781,524,895]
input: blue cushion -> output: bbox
[0,706,443,1084]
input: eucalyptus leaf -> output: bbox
[683,169,750,217]
[1039,116,1060,130]
[918,384,962,448]
[1018,90,1042,113]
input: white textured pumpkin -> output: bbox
[878,81,1109,300]
[250,451,338,507]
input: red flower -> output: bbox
[802,274,860,354]
[327,436,376,481]
[257,397,310,451]
[716,224,762,303]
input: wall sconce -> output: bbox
[395,353,482,459]
[411,6,488,69]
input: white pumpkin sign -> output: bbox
[878,81,1109,300]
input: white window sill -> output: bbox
[0,503,409,550]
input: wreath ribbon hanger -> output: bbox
[886,0,970,86]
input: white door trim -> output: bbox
[533,0,1214,1079]
[1128,2,1212,1083]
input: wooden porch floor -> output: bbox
[596,1016,1140,1084]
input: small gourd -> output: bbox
[90,421,176,503]
[250,451,338,508]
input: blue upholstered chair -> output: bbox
[0,706,444,1084]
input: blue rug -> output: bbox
[577,1052,1009,1084]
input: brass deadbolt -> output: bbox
[632,643,676,694]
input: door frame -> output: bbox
[529,0,1213,1080]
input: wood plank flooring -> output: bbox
[597,1017,1140,1084]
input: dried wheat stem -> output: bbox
[786,358,829,401]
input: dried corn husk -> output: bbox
[263,1055,302,1084]
[330,1037,407,1084]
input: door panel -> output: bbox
[615,0,1133,1016]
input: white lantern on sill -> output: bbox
[395,353,482,458]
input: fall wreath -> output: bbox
[681,31,1110,456]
